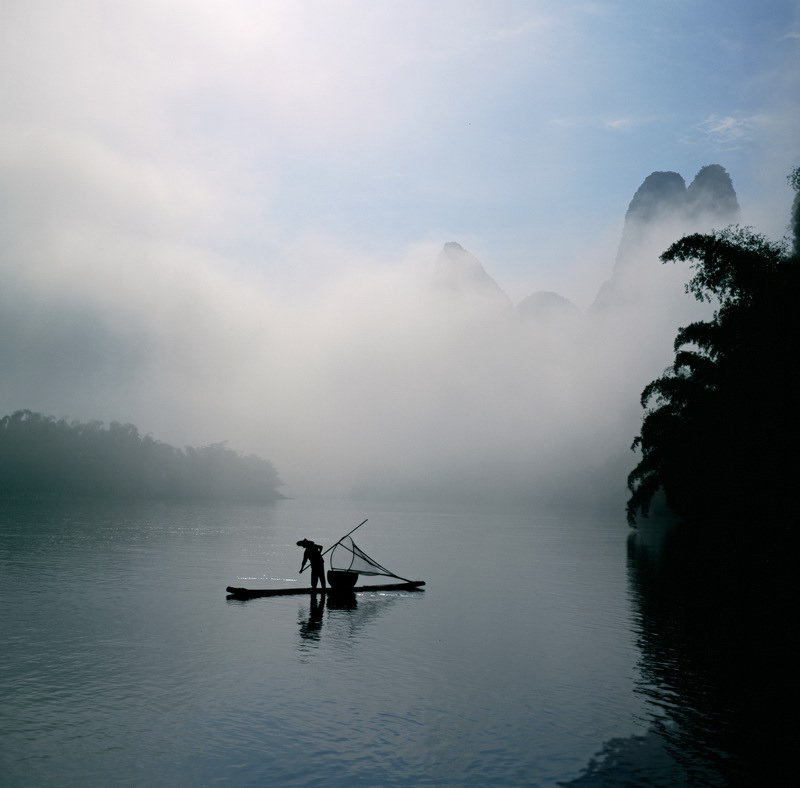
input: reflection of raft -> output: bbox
[226,580,425,599]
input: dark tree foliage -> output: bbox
[790,166,800,257]
[0,410,283,502]
[627,174,800,529]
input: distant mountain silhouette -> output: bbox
[430,242,512,309]
[428,166,739,317]
[430,243,580,320]
[686,163,741,219]
[593,165,740,310]
[624,170,688,225]
[516,290,579,320]
[621,165,739,227]
[354,164,742,505]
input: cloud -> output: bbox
[551,115,646,131]
[602,117,638,131]
[691,113,766,150]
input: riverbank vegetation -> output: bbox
[627,168,799,532]
[0,410,283,502]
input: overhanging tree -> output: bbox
[627,170,800,527]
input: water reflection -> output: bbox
[298,594,325,643]
[567,521,797,785]
[324,591,358,612]
[296,591,401,655]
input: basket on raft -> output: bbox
[326,570,359,588]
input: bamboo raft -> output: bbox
[226,580,425,599]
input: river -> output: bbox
[0,497,789,785]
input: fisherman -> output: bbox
[297,538,326,591]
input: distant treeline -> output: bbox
[0,410,283,502]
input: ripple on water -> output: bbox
[5,500,745,785]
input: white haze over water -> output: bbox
[1,1,798,499]
[0,213,715,500]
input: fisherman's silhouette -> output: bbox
[297,538,326,591]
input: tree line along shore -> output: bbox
[0,410,283,502]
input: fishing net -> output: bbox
[328,536,407,580]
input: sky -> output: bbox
[1,0,799,498]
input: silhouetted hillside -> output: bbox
[430,241,513,310]
[686,164,740,219]
[516,290,579,320]
[0,410,283,502]
[625,170,688,224]
[593,165,740,310]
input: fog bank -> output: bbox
[1,166,755,505]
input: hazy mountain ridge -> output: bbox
[430,241,513,310]
[593,164,740,310]
[516,291,579,321]
[431,164,740,317]
[348,164,742,505]
[0,162,748,504]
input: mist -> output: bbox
[0,178,731,504]
[3,2,797,504]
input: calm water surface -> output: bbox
[0,497,778,785]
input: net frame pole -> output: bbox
[321,518,368,559]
